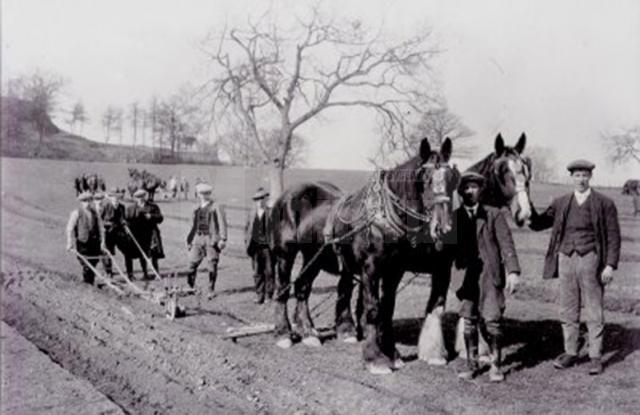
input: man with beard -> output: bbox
[454,172,521,382]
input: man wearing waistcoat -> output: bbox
[244,187,275,304]
[101,187,129,278]
[66,191,105,284]
[454,172,521,382]
[529,159,621,375]
[186,183,228,295]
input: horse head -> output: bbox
[386,137,456,241]
[471,133,532,226]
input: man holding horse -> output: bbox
[186,183,227,296]
[529,160,621,375]
[453,171,521,382]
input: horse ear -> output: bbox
[495,133,505,155]
[515,132,527,154]
[440,137,452,162]
[419,137,432,162]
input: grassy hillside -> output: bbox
[0,96,221,165]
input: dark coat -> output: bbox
[454,204,521,300]
[529,190,621,279]
[244,207,272,257]
[186,201,228,246]
[125,202,164,258]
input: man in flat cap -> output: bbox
[125,188,165,280]
[100,187,129,278]
[66,191,105,284]
[453,171,521,382]
[529,159,621,375]
[244,187,275,304]
[186,182,228,296]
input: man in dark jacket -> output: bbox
[529,159,621,375]
[244,187,274,304]
[125,189,164,280]
[454,172,521,382]
[100,187,128,278]
[186,183,227,295]
[66,191,105,284]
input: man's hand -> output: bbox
[505,273,520,295]
[66,243,73,252]
[601,265,614,285]
[217,239,227,251]
[144,213,152,219]
[100,242,108,253]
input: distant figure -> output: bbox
[621,179,640,216]
[181,177,190,200]
[66,192,104,284]
[125,189,165,280]
[529,160,621,375]
[186,183,227,296]
[74,173,106,196]
[100,187,129,278]
[167,175,178,199]
[244,187,275,304]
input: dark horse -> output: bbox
[74,173,106,195]
[270,138,459,374]
[417,133,533,364]
[126,168,165,201]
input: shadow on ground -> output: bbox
[393,313,640,371]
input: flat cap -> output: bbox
[108,186,125,195]
[133,189,148,198]
[252,187,270,200]
[567,159,595,173]
[195,183,213,194]
[458,171,485,188]
[77,191,93,201]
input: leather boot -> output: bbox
[458,321,480,380]
[209,271,217,293]
[187,271,196,289]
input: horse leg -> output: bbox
[418,258,451,365]
[361,257,392,375]
[335,269,358,343]
[379,269,403,370]
[274,250,295,349]
[293,252,322,347]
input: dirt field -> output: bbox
[1,157,639,414]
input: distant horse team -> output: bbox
[66,132,623,380]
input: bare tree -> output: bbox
[128,102,141,146]
[114,108,124,144]
[201,5,439,197]
[156,90,202,157]
[526,145,558,183]
[102,106,118,143]
[219,128,307,167]
[376,102,473,164]
[603,126,640,165]
[67,101,88,134]
[6,70,66,146]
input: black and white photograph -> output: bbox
[1,0,639,413]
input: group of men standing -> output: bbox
[65,179,275,306]
[453,159,620,381]
[66,187,165,283]
[66,159,621,380]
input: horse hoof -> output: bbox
[366,362,393,375]
[276,337,293,349]
[302,336,321,347]
[426,357,447,366]
[479,354,491,364]
[392,358,406,370]
[342,335,358,344]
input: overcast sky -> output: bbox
[3,0,640,185]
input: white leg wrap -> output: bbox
[417,307,447,365]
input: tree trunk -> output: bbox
[268,162,284,205]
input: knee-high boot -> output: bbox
[484,321,505,382]
[458,318,480,380]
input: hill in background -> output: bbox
[0,96,221,165]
